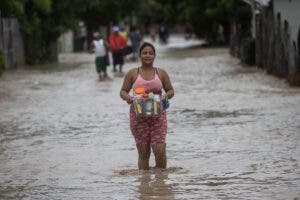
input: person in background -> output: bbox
[90,32,110,81]
[184,22,193,40]
[119,24,132,62]
[120,42,174,170]
[109,26,127,74]
[149,24,157,42]
[158,24,169,44]
[119,24,128,42]
[217,24,225,45]
[129,25,142,61]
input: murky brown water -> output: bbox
[0,36,300,200]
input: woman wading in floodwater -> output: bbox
[120,42,174,170]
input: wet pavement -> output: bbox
[0,36,300,199]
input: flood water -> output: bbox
[0,36,300,200]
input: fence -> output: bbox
[0,17,24,69]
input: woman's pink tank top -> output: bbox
[133,67,163,94]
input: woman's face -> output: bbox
[140,46,155,65]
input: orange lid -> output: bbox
[134,86,145,94]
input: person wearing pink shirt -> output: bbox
[120,42,174,170]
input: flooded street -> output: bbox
[0,36,300,199]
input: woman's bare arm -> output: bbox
[159,68,174,100]
[120,69,135,104]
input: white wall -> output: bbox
[58,30,74,53]
[273,0,300,44]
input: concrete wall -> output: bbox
[273,0,300,44]
[271,0,300,85]
[1,18,24,69]
[241,0,300,85]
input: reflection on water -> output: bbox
[0,36,300,199]
[137,169,174,200]
[116,167,185,200]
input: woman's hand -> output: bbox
[126,95,133,104]
[161,94,170,109]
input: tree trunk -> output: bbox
[47,40,58,63]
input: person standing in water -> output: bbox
[109,26,127,74]
[129,25,142,61]
[90,32,110,81]
[120,42,174,170]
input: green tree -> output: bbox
[177,0,209,37]
[205,0,252,42]
[19,0,79,63]
[0,0,24,17]
[134,0,181,29]
[75,0,126,49]
[1,0,80,64]
[1,0,253,65]
[1,0,141,64]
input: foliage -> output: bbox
[205,0,252,42]
[17,0,80,63]
[76,0,119,28]
[133,0,251,42]
[1,0,81,64]
[1,0,253,64]
[0,0,24,17]
[176,1,209,37]
[74,0,132,48]
[30,0,51,13]
[134,0,182,28]
[21,16,45,64]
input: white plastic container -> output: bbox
[133,93,162,117]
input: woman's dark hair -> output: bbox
[139,42,156,55]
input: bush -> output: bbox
[240,37,256,66]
